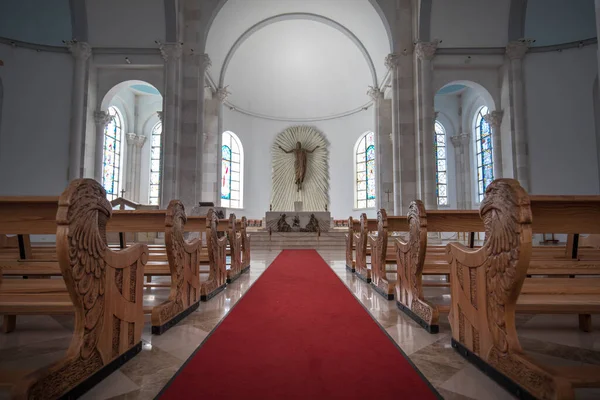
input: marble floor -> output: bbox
[1,249,600,399]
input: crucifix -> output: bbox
[120,189,126,198]
[384,188,393,202]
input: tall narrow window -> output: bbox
[149,121,162,205]
[221,131,243,208]
[102,106,123,201]
[435,121,448,206]
[355,131,376,209]
[475,105,493,202]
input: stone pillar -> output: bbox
[415,41,438,210]
[133,135,146,201]
[214,86,230,205]
[483,111,504,179]
[506,41,530,190]
[178,53,211,209]
[451,133,471,209]
[125,133,137,199]
[368,86,384,210]
[67,41,92,180]
[158,43,182,206]
[93,110,111,183]
[386,50,417,216]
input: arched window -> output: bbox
[355,131,376,209]
[221,131,243,208]
[102,106,124,201]
[475,105,493,202]
[149,121,162,205]
[434,121,447,206]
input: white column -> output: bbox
[386,54,402,216]
[93,110,111,183]
[483,111,504,179]
[451,133,471,209]
[506,41,530,190]
[415,41,438,210]
[67,41,92,180]
[158,43,182,206]
[125,133,136,199]
[368,86,384,210]
[134,135,147,201]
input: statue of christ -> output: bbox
[278,141,319,192]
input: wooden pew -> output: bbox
[447,178,600,400]
[368,209,394,300]
[5,179,148,399]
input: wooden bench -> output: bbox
[4,179,148,399]
[447,178,600,400]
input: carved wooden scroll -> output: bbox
[369,209,395,299]
[12,179,148,400]
[447,179,576,399]
[396,201,439,333]
[354,213,371,283]
[151,200,201,334]
[226,214,243,283]
[240,216,251,273]
[201,208,227,301]
[345,217,355,271]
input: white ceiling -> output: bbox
[206,0,390,120]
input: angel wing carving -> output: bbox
[271,125,329,211]
[57,178,112,360]
[480,179,532,353]
[165,200,187,311]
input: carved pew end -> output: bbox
[200,283,227,302]
[451,339,537,400]
[152,302,201,335]
[371,283,394,300]
[345,262,355,273]
[396,301,439,334]
[355,271,371,284]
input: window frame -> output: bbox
[102,106,124,201]
[354,131,376,210]
[434,121,448,206]
[148,121,162,206]
[474,105,493,203]
[221,131,244,209]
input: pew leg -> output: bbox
[579,314,592,332]
[2,315,16,333]
[146,275,152,283]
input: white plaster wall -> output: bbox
[0,44,73,195]
[223,109,375,220]
[524,46,599,195]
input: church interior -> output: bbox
[1,0,600,399]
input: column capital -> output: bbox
[450,133,470,148]
[197,53,212,70]
[67,41,92,60]
[415,41,439,61]
[134,135,147,148]
[384,53,401,69]
[216,86,231,103]
[159,42,182,62]
[94,110,112,128]
[126,133,137,145]
[367,86,383,101]
[505,41,529,60]
[483,110,504,129]
[157,111,164,123]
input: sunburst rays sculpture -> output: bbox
[271,126,329,211]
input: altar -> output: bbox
[266,211,331,232]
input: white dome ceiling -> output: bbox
[206,0,391,120]
[225,19,372,120]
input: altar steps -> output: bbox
[248,230,346,249]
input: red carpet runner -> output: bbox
[160,249,439,399]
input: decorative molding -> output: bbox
[93,110,111,128]
[385,53,401,69]
[126,132,137,145]
[415,40,439,61]
[66,40,91,60]
[216,86,231,103]
[134,135,146,148]
[483,111,504,129]
[505,41,529,60]
[159,42,182,62]
[223,100,373,122]
[271,126,329,212]
[367,86,383,101]
[201,53,212,70]
[450,133,470,148]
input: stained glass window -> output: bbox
[102,106,123,201]
[355,131,376,209]
[475,106,493,202]
[149,121,162,205]
[221,131,243,208]
[435,121,448,206]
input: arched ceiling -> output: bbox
[206,0,390,120]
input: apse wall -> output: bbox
[524,45,599,195]
[223,109,374,220]
[0,45,73,195]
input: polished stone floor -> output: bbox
[1,249,600,399]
